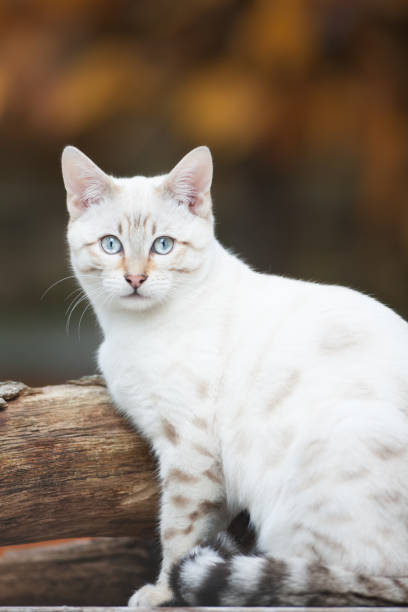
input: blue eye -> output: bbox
[100,235,123,254]
[152,236,174,255]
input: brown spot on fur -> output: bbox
[163,528,178,540]
[192,416,208,431]
[171,494,190,508]
[75,241,98,252]
[197,380,209,399]
[166,468,198,485]
[268,370,300,411]
[369,440,406,461]
[203,466,223,484]
[169,266,199,273]
[118,222,123,235]
[124,213,132,231]
[179,240,205,251]
[370,489,402,506]
[307,499,326,514]
[308,528,346,554]
[186,500,224,522]
[378,525,393,538]
[78,266,100,273]
[163,524,195,540]
[162,418,180,445]
[193,443,213,458]
[152,222,157,235]
[198,499,224,513]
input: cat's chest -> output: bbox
[98,320,221,433]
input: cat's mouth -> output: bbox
[123,290,146,299]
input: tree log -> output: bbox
[0,537,159,606]
[0,377,159,546]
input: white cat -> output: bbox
[62,145,408,606]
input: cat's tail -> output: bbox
[169,533,408,606]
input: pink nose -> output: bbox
[125,274,147,289]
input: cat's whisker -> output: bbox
[64,286,83,302]
[42,272,102,301]
[65,290,86,317]
[76,287,114,340]
[41,275,78,300]
[77,302,92,341]
[66,293,89,334]
[69,284,116,339]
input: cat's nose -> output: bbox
[125,274,147,289]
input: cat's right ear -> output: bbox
[165,146,213,218]
[61,146,112,219]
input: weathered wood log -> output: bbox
[0,378,256,606]
[0,537,159,606]
[0,377,159,546]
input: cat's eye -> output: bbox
[152,236,174,255]
[100,235,123,254]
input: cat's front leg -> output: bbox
[128,441,227,607]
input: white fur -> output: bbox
[62,145,408,606]
[181,547,223,594]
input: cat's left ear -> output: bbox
[61,146,113,219]
[165,146,213,217]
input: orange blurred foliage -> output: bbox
[0,0,408,246]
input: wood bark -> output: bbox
[0,537,159,606]
[0,378,255,606]
[0,377,159,546]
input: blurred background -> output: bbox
[1,0,408,386]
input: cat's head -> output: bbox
[62,146,215,313]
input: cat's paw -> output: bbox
[128,582,173,607]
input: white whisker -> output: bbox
[41,275,78,300]
[66,293,89,334]
[77,302,92,340]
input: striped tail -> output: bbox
[169,533,408,606]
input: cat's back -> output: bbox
[239,268,408,367]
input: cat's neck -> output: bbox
[92,239,243,337]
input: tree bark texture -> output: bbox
[0,537,159,606]
[0,377,159,546]
[0,378,254,606]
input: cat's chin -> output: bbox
[118,292,158,312]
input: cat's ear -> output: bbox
[61,146,112,219]
[165,146,213,217]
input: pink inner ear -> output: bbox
[173,172,200,208]
[78,195,98,210]
[167,147,213,215]
[62,146,111,214]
